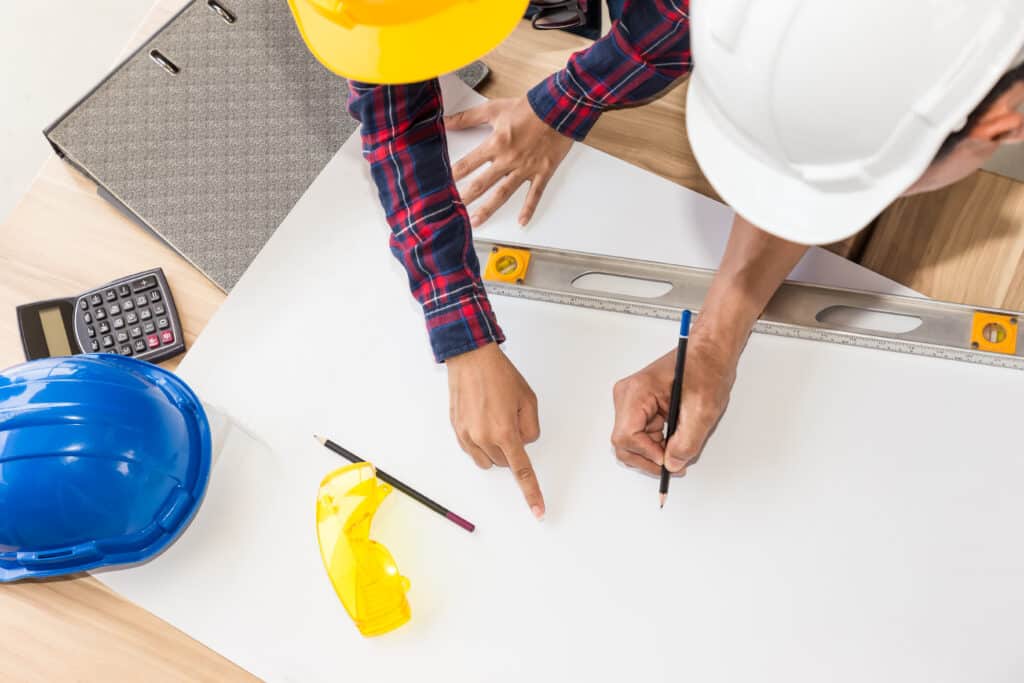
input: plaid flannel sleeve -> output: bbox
[347,79,504,362]
[528,0,692,140]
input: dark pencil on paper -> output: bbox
[659,310,692,508]
[314,434,475,532]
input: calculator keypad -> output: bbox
[75,269,182,362]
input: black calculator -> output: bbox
[16,268,185,364]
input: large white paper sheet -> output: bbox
[97,77,1024,683]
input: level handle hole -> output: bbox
[816,305,922,334]
[571,272,672,299]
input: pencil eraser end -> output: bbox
[680,310,692,337]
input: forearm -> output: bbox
[699,215,810,353]
[347,79,504,361]
[528,0,692,140]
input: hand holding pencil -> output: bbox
[661,312,743,491]
[610,310,739,500]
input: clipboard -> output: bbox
[44,0,489,291]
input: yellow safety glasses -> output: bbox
[316,462,411,637]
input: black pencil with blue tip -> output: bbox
[659,309,692,508]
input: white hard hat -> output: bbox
[686,0,1024,245]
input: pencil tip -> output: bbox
[659,493,667,509]
[313,434,324,444]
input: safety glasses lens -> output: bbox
[316,463,411,637]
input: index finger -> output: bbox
[501,439,546,521]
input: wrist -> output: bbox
[445,341,500,369]
[694,289,761,360]
[697,215,809,353]
[527,76,601,142]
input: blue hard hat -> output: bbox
[0,354,211,582]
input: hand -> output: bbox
[445,97,573,228]
[612,214,807,478]
[447,343,545,519]
[611,317,744,477]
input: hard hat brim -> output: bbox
[287,0,528,85]
[686,74,913,246]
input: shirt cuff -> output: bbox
[527,73,604,141]
[423,286,506,362]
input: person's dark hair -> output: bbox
[935,61,1024,160]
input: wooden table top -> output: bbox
[1,2,1021,679]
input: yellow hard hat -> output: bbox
[287,0,528,84]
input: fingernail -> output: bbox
[666,457,685,473]
[470,214,480,225]
[531,505,545,521]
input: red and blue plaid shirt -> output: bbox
[348,0,691,362]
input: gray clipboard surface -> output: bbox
[44,0,489,291]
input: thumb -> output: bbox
[664,403,713,473]
[444,103,492,131]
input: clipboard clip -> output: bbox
[207,0,237,24]
[149,50,180,75]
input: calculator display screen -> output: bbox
[39,306,73,357]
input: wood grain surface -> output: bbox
[862,171,1024,310]
[0,4,1021,680]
